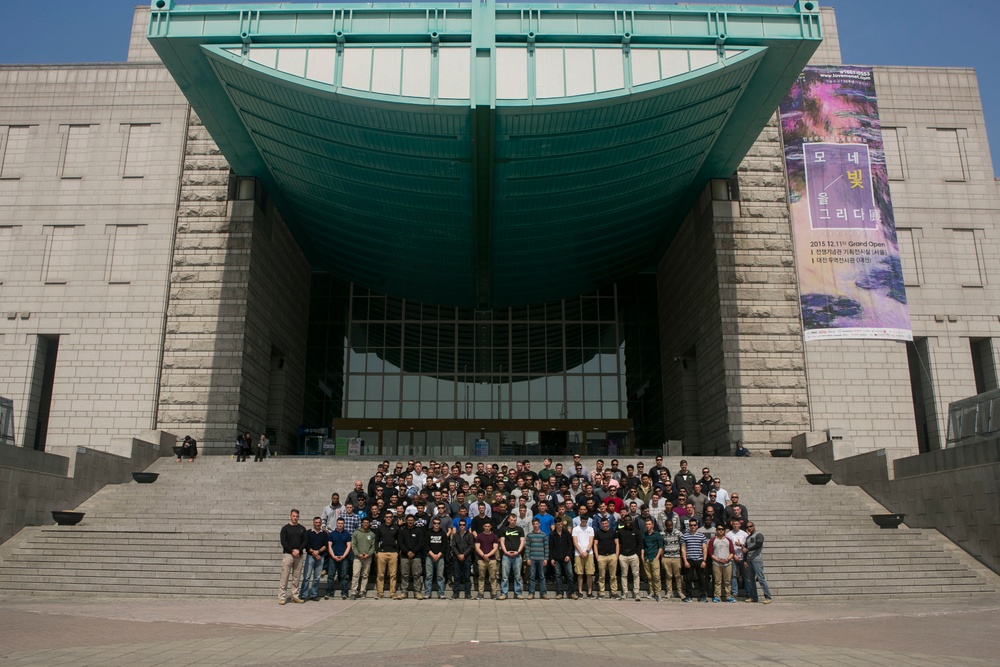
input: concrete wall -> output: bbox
[657,115,810,455]
[0,437,166,544]
[156,110,311,454]
[0,59,189,452]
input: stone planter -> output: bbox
[52,511,85,526]
[132,472,159,484]
[871,513,905,529]
[805,473,833,485]
[769,449,793,458]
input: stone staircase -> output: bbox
[0,455,995,598]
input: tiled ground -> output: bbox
[1,594,997,666]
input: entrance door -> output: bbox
[396,431,427,456]
[540,430,568,455]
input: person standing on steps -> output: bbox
[278,509,307,605]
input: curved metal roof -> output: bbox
[148,1,822,307]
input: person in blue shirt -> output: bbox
[534,501,555,536]
[325,518,353,600]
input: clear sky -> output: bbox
[2,1,999,174]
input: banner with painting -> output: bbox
[779,66,911,341]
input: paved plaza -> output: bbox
[1,593,997,666]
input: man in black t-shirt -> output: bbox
[397,514,425,599]
[499,513,525,600]
[374,512,400,599]
[594,517,620,599]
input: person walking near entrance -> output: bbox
[278,509,307,605]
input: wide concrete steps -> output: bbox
[1,455,996,599]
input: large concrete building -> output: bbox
[1,1,998,465]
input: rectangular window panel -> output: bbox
[936,128,966,181]
[951,229,983,286]
[342,48,373,91]
[122,124,152,178]
[536,48,565,99]
[689,49,718,70]
[108,225,140,284]
[594,49,624,92]
[897,228,920,286]
[496,48,528,99]
[565,49,595,97]
[438,47,470,99]
[401,48,431,98]
[277,48,308,78]
[882,127,905,180]
[305,48,336,84]
[660,50,689,79]
[62,125,92,178]
[248,48,278,69]
[371,48,403,95]
[347,375,365,402]
[0,226,15,283]
[630,49,659,85]
[1,126,30,178]
[43,226,77,284]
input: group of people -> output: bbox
[278,456,773,605]
[235,432,271,462]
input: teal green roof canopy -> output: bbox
[149,1,821,307]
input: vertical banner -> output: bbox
[779,66,912,341]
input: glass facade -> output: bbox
[304,275,663,456]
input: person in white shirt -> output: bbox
[726,519,749,598]
[713,478,730,506]
[571,517,595,599]
[410,462,427,491]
